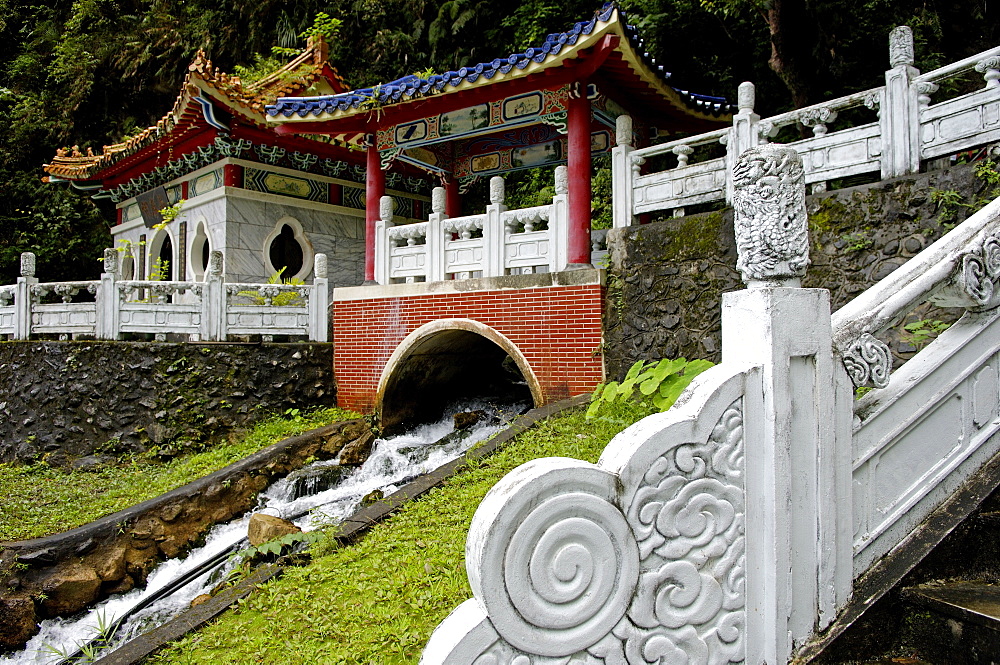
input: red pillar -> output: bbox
[567,88,592,266]
[445,178,461,218]
[365,141,385,282]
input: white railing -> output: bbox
[374,169,575,284]
[613,27,1000,225]
[0,251,329,342]
[421,146,1000,664]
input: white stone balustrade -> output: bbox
[0,251,329,342]
[613,28,1000,224]
[374,169,572,284]
[422,146,1000,663]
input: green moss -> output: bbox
[658,211,724,262]
[808,195,851,236]
[0,407,358,541]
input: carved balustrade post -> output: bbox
[425,188,447,282]
[200,251,226,341]
[726,82,761,203]
[611,114,635,228]
[14,252,37,340]
[723,145,853,662]
[374,195,396,285]
[484,177,508,278]
[551,166,570,272]
[309,253,329,342]
[97,248,121,340]
[882,26,921,178]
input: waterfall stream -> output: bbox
[2,400,524,664]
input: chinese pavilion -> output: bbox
[43,37,432,286]
[267,3,729,281]
[264,4,733,421]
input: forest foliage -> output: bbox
[0,0,995,282]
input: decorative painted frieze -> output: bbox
[731,144,810,284]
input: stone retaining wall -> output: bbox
[604,163,989,380]
[0,342,334,464]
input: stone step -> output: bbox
[903,581,1000,662]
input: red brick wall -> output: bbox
[333,283,604,413]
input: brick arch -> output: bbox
[375,319,542,433]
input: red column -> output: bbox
[365,141,385,282]
[445,177,461,218]
[223,164,243,188]
[567,87,592,266]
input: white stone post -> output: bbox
[551,166,570,272]
[611,114,635,228]
[14,252,36,340]
[374,195,395,285]
[97,248,120,340]
[200,251,226,341]
[881,26,921,178]
[725,145,852,663]
[725,82,761,203]
[309,253,329,342]
[428,187,447,282]
[484,177,507,278]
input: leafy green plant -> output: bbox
[587,357,714,419]
[840,231,872,252]
[148,256,170,281]
[159,200,185,226]
[238,530,326,560]
[902,318,950,348]
[237,267,306,306]
[930,187,967,228]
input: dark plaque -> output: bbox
[136,186,169,228]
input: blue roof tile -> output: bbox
[267,3,732,120]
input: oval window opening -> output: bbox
[200,237,210,273]
[154,235,173,280]
[269,224,304,278]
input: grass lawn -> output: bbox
[149,404,651,665]
[0,407,358,542]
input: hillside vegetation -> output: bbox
[1,0,993,282]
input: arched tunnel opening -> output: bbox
[378,328,536,435]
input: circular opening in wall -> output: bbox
[269,224,304,278]
[378,328,535,435]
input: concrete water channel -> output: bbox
[2,398,540,664]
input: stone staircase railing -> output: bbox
[0,251,330,342]
[375,168,580,284]
[612,26,1000,225]
[420,144,1000,663]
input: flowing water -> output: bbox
[2,400,524,664]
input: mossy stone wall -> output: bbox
[0,342,334,464]
[604,164,987,380]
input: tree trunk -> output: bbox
[765,0,815,110]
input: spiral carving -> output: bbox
[843,333,892,389]
[982,233,1000,279]
[962,253,993,306]
[470,461,638,658]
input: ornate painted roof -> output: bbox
[266,4,732,131]
[44,36,348,182]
